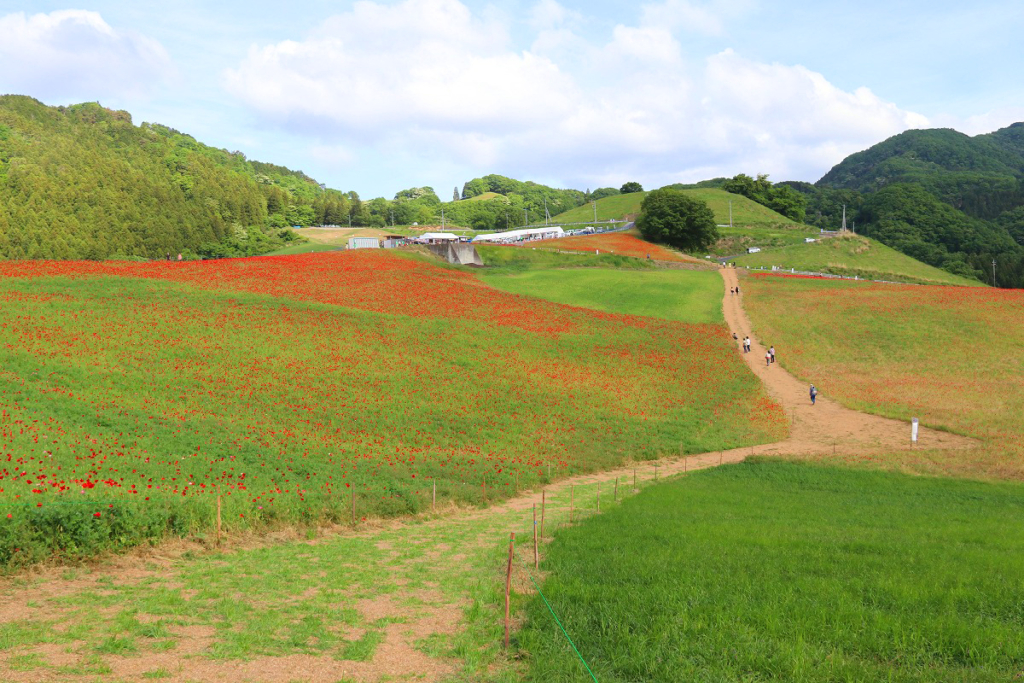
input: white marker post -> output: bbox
[911,417,919,446]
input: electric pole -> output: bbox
[729,200,733,227]
[593,201,597,223]
[993,259,997,287]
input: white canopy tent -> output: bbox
[472,227,565,244]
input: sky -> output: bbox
[1,0,1022,198]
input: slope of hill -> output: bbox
[812,123,1024,287]
[0,96,337,260]
[734,233,982,286]
[551,188,801,228]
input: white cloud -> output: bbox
[639,0,756,36]
[529,0,582,31]
[224,0,576,137]
[0,10,173,101]
[932,107,1024,136]
[224,0,928,188]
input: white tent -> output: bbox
[418,232,460,244]
[472,227,565,244]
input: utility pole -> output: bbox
[729,200,733,227]
[524,208,528,226]
[593,201,597,223]
[505,211,509,231]
[993,259,997,287]
[544,199,550,225]
[441,207,445,230]
[841,205,847,232]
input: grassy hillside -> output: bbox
[551,188,801,228]
[519,459,1024,682]
[532,231,707,263]
[734,233,983,285]
[482,269,724,324]
[0,250,787,566]
[743,274,1024,480]
[476,244,653,271]
[549,192,646,223]
[463,191,505,202]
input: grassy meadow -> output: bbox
[482,269,724,324]
[518,459,1024,682]
[550,188,798,229]
[475,244,653,271]
[0,251,787,567]
[734,233,983,285]
[743,273,1024,479]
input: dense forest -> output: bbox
[0,95,354,260]
[784,123,1024,287]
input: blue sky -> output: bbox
[1,0,1022,198]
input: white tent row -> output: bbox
[472,226,565,244]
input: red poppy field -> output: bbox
[532,232,703,263]
[0,251,785,565]
[743,273,1024,479]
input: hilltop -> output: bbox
[0,96,351,260]
[803,122,1024,287]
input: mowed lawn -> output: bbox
[481,269,724,324]
[0,251,787,566]
[518,459,1024,682]
[742,274,1024,479]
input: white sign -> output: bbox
[911,417,919,443]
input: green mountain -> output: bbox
[0,96,348,260]
[808,123,1024,287]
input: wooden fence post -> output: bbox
[216,494,222,547]
[533,505,539,570]
[596,486,600,513]
[633,468,637,491]
[351,489,356,525]
[614,476,619,501]
[432,480,436,513]
[684,456,687,473]
[719,451,723,466]
[504,532,515,649]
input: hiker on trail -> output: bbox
[743,336,750,353]
[765,350,771,366]
[769,346,776,363]
[735,284,740,294]
[810,384,817,405]
[732,332,738,341]
[730,287,734,295]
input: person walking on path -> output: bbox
[743,336,750,353]
[810,384,817,405]
[769,345,776,363]
[765,350,772,367]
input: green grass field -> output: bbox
[518,459,1024,682]
[549,192,646,223]
[481,269,724,324]
[551,189,798,228]
[743,274,1024,480]
[475,244,653,271]
[734,234,983,286]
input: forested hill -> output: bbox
[795,123,1024,287]
[0,96,349,260]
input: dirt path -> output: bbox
[0,270,978,683]
[720,267,975,455]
